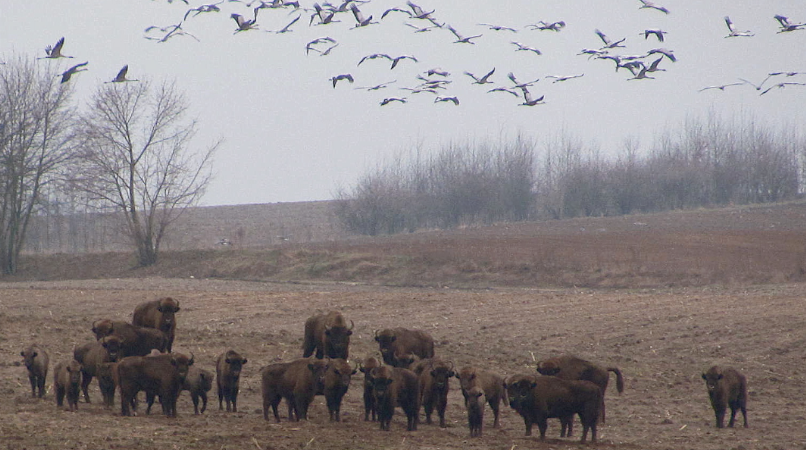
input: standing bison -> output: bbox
[374,327,435,367]
[505,373,601,443]
[371,365,420,431]
[73,336,122,404]
[302,311,354,359]
[132,297,180,352]
[184,366,214,415]
[216,349,247,412]
[536,354,623,423]
[116,352,194,417]
[261,357,330,422]
[91,319,167,357]
[359,356,381,421]
[417,359,454,427]
[455,366,508,436]
[53,360,83,411]
[702,365,748,428]
[320,358,356,422]
[20,345,49,399]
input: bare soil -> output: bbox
[2,277,805,450]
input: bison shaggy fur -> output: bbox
[184,366,214,415]
[702,365,748,428]
[359,356,381,421]
[320,358,356,422]
[371,365,420,431]
[261,358,330,422]
[116,352,194,417]
[73,336,122,404]
[505,374,601,443]
[416,359,455,427]
[92,319,167,357]
[455,366,508,436]
[216,349,247,412]
[374,327,435,368]
[302,311,354,360]
[20,345,49,399]
[53,360,83,411]
[132,297,180,352]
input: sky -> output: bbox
[2,0,805,206]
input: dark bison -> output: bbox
[319,358,356,422]
[505,374,601,443]
[702,365,748,428]
[216,349,247,412]
[374,327,435,367]
[455,366,508,436]
[184,366,214,415]
[95,362,118,408]
[359,356,381,421]
[536,354,623,422]
[261,357,330,422]
[371,365,420,431]
[73,336,122,404]
[20,345,49,399]
[116,352,194,417]
[302,311,354,359]
[132,297,180,352]
[416,359,454,427]
[53,360,82,411]
[92,319,167,357]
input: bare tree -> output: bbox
[0,55,77,274]
[75,80,218,266]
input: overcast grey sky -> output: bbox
[2,0,805,206]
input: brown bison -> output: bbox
[536,354,623,422]
[216,349,247,412]
[184,366,214,415]
[92,319,167,357]
[261,357,330,422]
[416,359,454,427]
[53,360,83,411]
[455,366,508,436]
[73,336,122,404]
[20,345,49,399]
[374,327,435,367]
[319,358,356,422]
[702,366,748,428]
[302,311,354,359]
[132,297,180,352]
[370,365,420,431]
[95,362,117,408]
[116,352,194,417]
[359,356,381,421]
[505,374,601,443]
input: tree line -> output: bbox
[0,55,217,274]
[335,114,805,235]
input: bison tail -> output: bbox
[608,367,624,394]
[501,383,509,407]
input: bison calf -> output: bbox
[21,345,49,399]
[505,374,601,443]
[359,356,381,421]
[417,359,454,427]
[455,366,508,436]
[53,360,83,411]
[261,358,330,422]
[216,349,247,412]
[320,358,356,422]
[184,366,214,414]
[702,366,748,428]
[132,297,180,352]
[375,328,435,368]
[371,365,420,431]
[302,311,354,360]
[73,336,123,404]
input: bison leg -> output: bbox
[55,385,65,407]
[714,405,726,428]
[37,375,46,398]
[80,372,93,403]
[490,399,501,428]
[536,417,549,440]
[522,415,533,436]
[218,386,224,411]
[191,393,200,415]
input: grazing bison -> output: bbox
[374,327,435,368]
[302,311,354,360]
[132,297,180,352]
[261,357,330,422]
[73,336,122,404]
[359,356,381,421]
[216,349,247,412]
[116,352,194,417]
[455,366,508,435]
[53,360,83,411]
[505,374,601,443]
[319,358,357,422]
[20,345,49,399]
[184,366,214,415]
[92,319,167,357]
[370,365,420,431]
[702,365,748,428]
[417,359,454,427]
[536,354,623,422]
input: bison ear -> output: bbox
[701,374,707,380]
[390,336,397,343]
[448,371,455,378]
[359,367,367,373]
[242,358,248,365]
[324,329,332,336]
[352,368,358,375]
[374,336,380,342]
[717,374,723,380]
[20,351,25,357]
[531,381,537,388]
[346,330,353,336]
[225,358,232,364]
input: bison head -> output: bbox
[156,297,180,329]
[307,358,330,392]
[224,350,248,378]
[370,366,394,400]
[101,336,123,362]
[535,360,561,376]
[171,352,194,381]
[91,319,115,340]
[20,349,38,369]
[374,329,396,350]
[326,358,355,388]
[504,374,537,412]
[66,360,83,385]
[430,360,455,390]
[324,320,354,357]
[702,367,724,394]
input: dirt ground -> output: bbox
[1,277,804,450]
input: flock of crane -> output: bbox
[33,0,806,106]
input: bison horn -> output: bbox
[374,329,379,338]
[188,352,195,365]
[447,360,455,372]
[349,320,355,331]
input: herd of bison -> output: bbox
[16,292,752,446]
